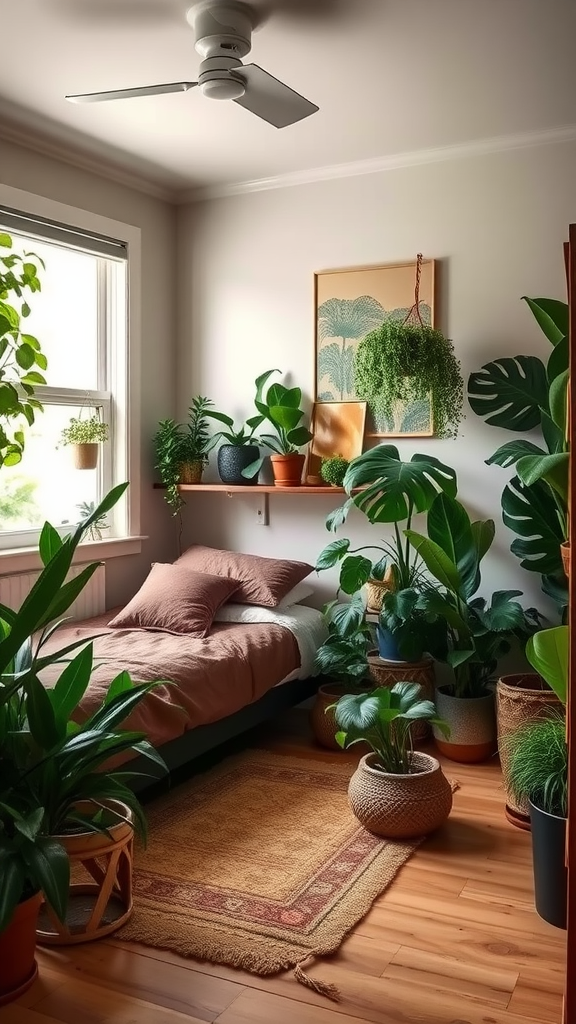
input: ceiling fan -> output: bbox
[66,0,319,129]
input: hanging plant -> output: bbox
[354,321,464,439]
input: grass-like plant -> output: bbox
[320,456,349,487]
[507,716,567,818]
[59,415,109,446]
[330,682,449,774]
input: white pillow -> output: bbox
[214,582,314,624]
[277,581,315,608]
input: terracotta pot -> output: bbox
[0,892,41,1006]
[433,686,497,763]
[270,453,305,487]
[561,541,570,578]
[497,673,563,829]
[71,443,98,470]
[310,682,372,750]
[37,800,134,945]
[179,460,204,484]
[348,751,453,839]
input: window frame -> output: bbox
[0,183,143,571]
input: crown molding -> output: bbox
[178,123,576,203]
[0,117,176,204]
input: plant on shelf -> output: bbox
[319,455,349,488]
[243,369,312,487]
[506,625,568,928]
[204,407,265,486]
[468,295,569,611]
[59,414,109,470]
[406,492,541,762]
[76,500,109,541]
[330,683,453,838]
[0,231,47,469]
[0,483,166,1003]
[154,397,220,513]
[354,321,464,439]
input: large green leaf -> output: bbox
[526,625,568,703]
[327,594,366,638]
[549,370,569,433]
[404,531,462,593]
[467,355,548,431]
[49,643,94,725]
[268,405,302,432]
[21,838,69,923]
[24,673,60,748]
[473,591,527,633]
[487,439,548,470]
[516,452,569,506]
[315,538,350,571]
[334,691,382,732]
[522,296,569,346]
[502,476,564,575]
[339,555,372,595]
[344,445,456,523]
[547,335,568,383]
[470,519,495,563]
[39,522,63,567]
[426,494,480,600]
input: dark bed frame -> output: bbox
[130,674,319,793]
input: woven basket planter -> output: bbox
[179,461,204,484]
[497,673,563,829]
[368,655,435,744]
[37,800,134,945]
[310,682,372,750]
[365,569,395,613]
[71,443,99,470]
[348,751,453,839]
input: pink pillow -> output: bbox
[175,545,313,608]
[108,563,240,637]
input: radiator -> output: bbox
[0,563,106,619]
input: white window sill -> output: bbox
[0,536,148,576]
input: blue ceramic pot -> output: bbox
[376,626,403,661]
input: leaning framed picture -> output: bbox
[314,259,436,437]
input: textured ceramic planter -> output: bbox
[71,442,98,470]
[529,799,567,929]
[217,444,259,486]
[179,460,204,484]
[433,686,497,763]
[497,673,563,829]
[348,751,453,839]
[270,453,305,487]
[0,892,41,1007]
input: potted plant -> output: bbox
[179,395,219,484]
[205,409,264,486]
[76,500,109,541]
[311,593,374,749]
[354,321,464,438]
[468,296,569,609]
[154,418,186,515]
[406,493,541,762]
[331,683,453,838]
[506,625,568,928]
[243,369,312,487]
[320,455,349,488]
[0,231,47,468]
[59,414,109,470]
[0,484,166,1003]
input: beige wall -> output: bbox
[176,139,576,619]
[1,140,178,607]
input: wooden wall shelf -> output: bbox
[153,483,347,494]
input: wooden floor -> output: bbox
[8,710,567,1024]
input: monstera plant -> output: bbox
[468,297,569,610]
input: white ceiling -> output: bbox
[1,0,575,196]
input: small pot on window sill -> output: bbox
[71,443,99,470]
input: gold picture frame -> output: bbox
[314,259,436,437]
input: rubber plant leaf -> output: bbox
[426,493,481,601]
[521,296,569,346]
[404,531,462,594]
[526,625,568,704]
[516,452,569,506]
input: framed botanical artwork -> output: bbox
[305,401,367,485]
[314,259,436,437]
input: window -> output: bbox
[0,200,138,555]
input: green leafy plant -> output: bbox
[525,625,568,704]
[76,500,109,541]
[204,408,264,447]
[406,493,540,697]
[0,231,47,468]
[183,396,220,462]
[468,297,569,605]
[243,370,312,480]
[153,398,219,513]
[354,322,464,439]
[59,415,109,446]
[378,586,449,663]
[507,716,567,818]
[319,456,349,487]
[330,683,449,774]
[0,483,167,932]
[312,593,374,685]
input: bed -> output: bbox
[40,601,326,777]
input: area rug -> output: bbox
[120,748,444,1000]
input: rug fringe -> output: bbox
[293,956,340,1002]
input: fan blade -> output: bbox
[232,64,318,128]
[66,82,198,104]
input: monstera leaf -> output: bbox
[343,445,457,524]
[502,475,564,576]
[467,355,549,431]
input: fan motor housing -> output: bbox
[187,1,255,60]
